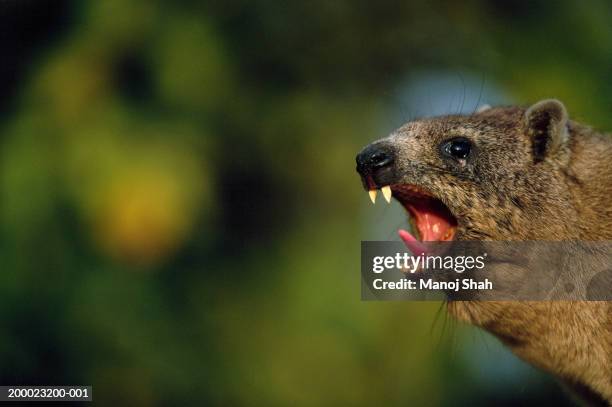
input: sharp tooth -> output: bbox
[368,189,377,204]
[381,185,392,203]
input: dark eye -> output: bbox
[442,138,471,160]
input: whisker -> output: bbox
[472,72,486,114]
[458,72,466,114]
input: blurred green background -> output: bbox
[1,0,610,405]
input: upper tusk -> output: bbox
[381,185,392,203]
[368,189,377,204]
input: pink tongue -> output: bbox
[407,203,451,242]
[398,229,429,255]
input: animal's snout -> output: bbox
[355,144,394,176]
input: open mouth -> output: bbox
[369,184,458,253]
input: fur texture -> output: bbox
[366,100,612,405]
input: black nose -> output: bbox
[356,144,394,175]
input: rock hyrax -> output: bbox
[356,99,612,406]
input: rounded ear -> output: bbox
[524,99,569,163]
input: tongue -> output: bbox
[398,229,429,255]
[407,202,454,241]
[398,201,456,254]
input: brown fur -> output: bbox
[365,100,612,405]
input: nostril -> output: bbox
[369,151,393,168]
[355,145,394,176]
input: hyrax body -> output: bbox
[356,100,612,405]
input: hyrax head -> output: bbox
[356,99,576,243]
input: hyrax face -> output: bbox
[356,101,612,405]
[356,100,576,245]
